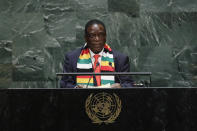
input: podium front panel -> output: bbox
[0,88,197,131]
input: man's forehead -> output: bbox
[87,24,104,29]
[88,30,105,34]
[87,24,105,33]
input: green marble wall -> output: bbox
[0,0,196,88]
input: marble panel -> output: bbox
[108,0,139,17]
[0,41,12,64]
[0,64,12,88]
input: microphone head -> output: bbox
[109,62,112,66]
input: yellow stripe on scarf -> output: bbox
[77,78,93,83]
[101,61,115,67]
[79,54,91,59]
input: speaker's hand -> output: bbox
[75,85,85,88]
[110,83,121,88]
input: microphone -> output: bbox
[109,62,112,66]
[86,62,100,88]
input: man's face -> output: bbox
[85,24,106,54]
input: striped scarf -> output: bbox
[76,43,115,86]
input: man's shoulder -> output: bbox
[65,47,82,57]
[112,49,128,59]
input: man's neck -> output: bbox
[89,48,104,56]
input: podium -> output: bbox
[1,88,197,131]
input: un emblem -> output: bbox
[85,92,121,124]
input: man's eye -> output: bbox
[99,33,106,37]
[88,34,95,38]
[89,34,95,38]
[88,33,105,38]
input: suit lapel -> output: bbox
[73,48,83,72]
[112,50,119,72]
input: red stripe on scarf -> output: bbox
[101,66,114,71]
[77,76,93,78]
[104,44,112,52]
[81,48,89,55]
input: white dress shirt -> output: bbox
[89,48,104,66]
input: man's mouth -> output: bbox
[92,42,101,45]
[92,44,102,48]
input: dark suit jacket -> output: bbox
[60,47,133,88]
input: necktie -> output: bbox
[93,54,101,86]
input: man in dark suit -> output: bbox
[60,19,133,88]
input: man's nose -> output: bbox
[95,35,99,41]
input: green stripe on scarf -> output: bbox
[101,80,115,85]
[77,58,92,64]
[77,83,94,86]
[101,57,114,62]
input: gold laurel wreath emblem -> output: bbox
[85,92,121,124]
